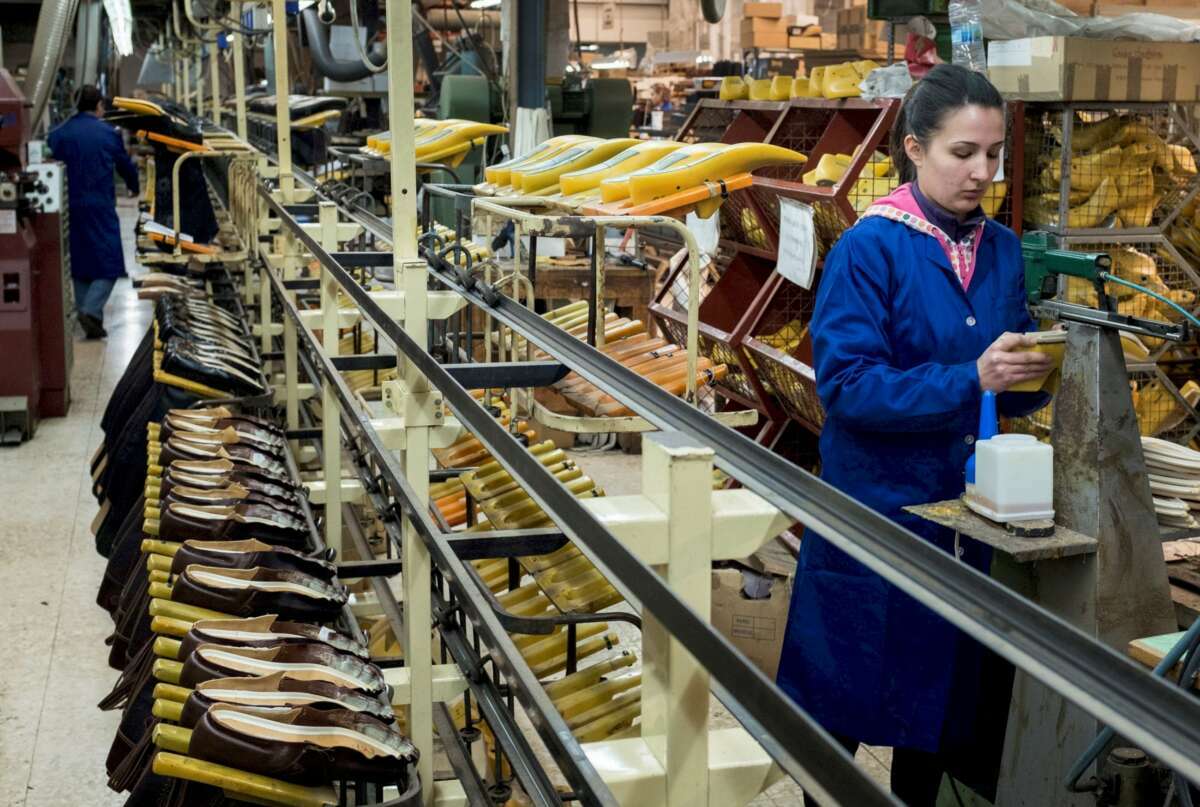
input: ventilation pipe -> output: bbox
[26,0,82,132]
[299,5,385,83]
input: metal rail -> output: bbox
[268,264,622,807]
[259,184,898,807]
[268,176,1200,791]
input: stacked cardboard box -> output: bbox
[741,3,796,50]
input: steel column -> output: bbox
[319,201,343,556]
[271,0,294,200]
[232,1,248,140]
[209,39,220,125]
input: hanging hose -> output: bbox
[349,0,387,73]
[299,5,384,83]
[1064,616,1200,792]
[1101,272,1200,330]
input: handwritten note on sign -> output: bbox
[776,198,816,289]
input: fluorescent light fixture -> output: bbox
[580,44,599,51]
[470,0,502,8]
[591,59,630,70]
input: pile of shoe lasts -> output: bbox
[513,301,728,417]
[473,135,806,217]
[94,405,419,805]
[719,60,881,101]
[362,118,508,168]
[1024,113,1199,230]
[800,149,1008,216]
[106,96,219,248]
[421,404,646,745]
[1057,247,1196,336]
[1143,437,1200,529]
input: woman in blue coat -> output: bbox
[775,65,1053,805]
[48,85,140,339]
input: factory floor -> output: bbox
[0,199,894,806]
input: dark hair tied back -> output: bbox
[77,85,103,115]
[890,64,1004,184]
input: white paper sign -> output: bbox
[0,209,15,235]
[686,209,721,257]
[776,198,816,290]
[987,39,1032,68]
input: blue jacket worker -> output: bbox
[48,85,140,339]
[776,64,1053,807]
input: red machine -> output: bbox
[0,68,72,443]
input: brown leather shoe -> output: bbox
[179,642,387,693]
[171,564,347,620]
[180,614,368,659]
[170,539,336,580]
[158,437,287,478]
[158,501,309,547]
[180,672,393,727]
[189,703,417,787]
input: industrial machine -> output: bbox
[1023,230,1190,343]
[0,69,72,443]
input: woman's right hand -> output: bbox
[977,332,1055,393]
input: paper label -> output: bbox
[776,198,816,290]
[0,210,16,234]
[988,39,1032,68]
[686,209,721,257]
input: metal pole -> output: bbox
[182,52,190,113]
[195,47,205,118]
[232,2,248,141]
[272,0,294,200]
[209,39,221,126]
[384,0,432,801]
[319,201,343,555]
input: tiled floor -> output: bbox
[0,199,146,807]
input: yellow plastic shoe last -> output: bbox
[851,60,881,78]
[559,141,685,196]
[415,122,509,160]
[719,76,749,101]
[808,67,826,97]
[513,138,640,193]
[822,63,863,99]
[749,79,774,101]
[770,76,794,101]
[483,136,597,186]
[791,77,818,98]
[626,142,807,206]
[599,143,727,204]
[802,153,852,186]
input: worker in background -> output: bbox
[776,64,1053,806]
[48,85,140,340]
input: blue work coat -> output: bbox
[775,212,1042,752]
[48,112,139,281]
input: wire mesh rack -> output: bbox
[1057,234,1200,362]
[649,252,782,412]
[1009,362,1200,445]
[1022,103,1200,236]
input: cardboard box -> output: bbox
[789,35,824,50]
[745,31,791,50]
[744,1,784,17]
[836,7,868,51]
[741,15,793,35]
[711,569,792,679]
[987,36,1200,101]
[1055,0,1095,13]
[1095,1,1200,17]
